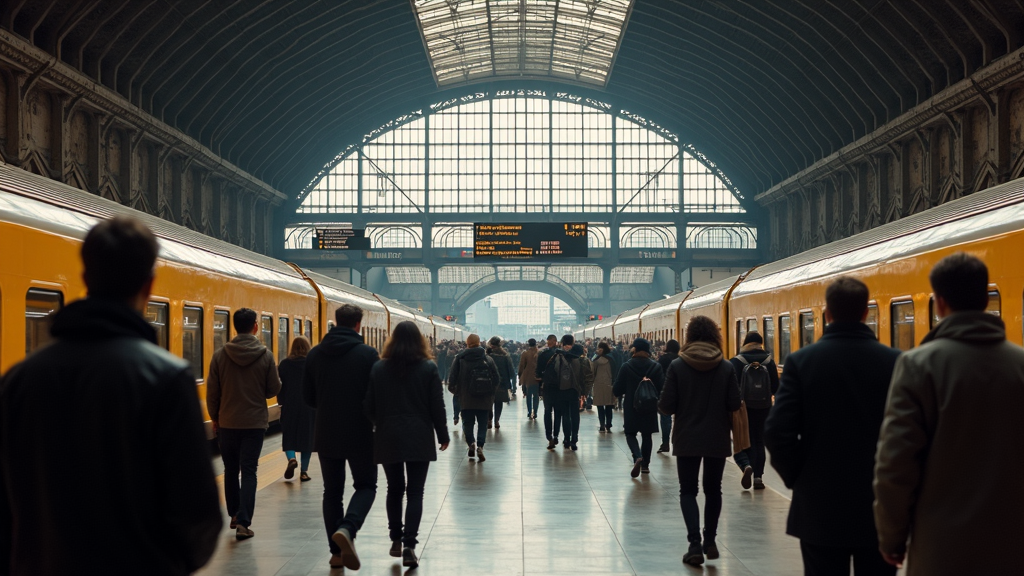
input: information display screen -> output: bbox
[474,223,588,260]
[313,228,370,250]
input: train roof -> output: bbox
[682,275,743,310]
[300,269,386,312]
[735,176,1024,297]
[614,304,649,326]
[0,163,315,294]
[641,290,693,318]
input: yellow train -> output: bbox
[0,163,466,437]
[578,176,1023,364]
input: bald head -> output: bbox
[466,333,481,347]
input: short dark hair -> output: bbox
[930,252,989,312]
[561,334,574,346]
[335,304,363,328]
[665,339,680,354]
[546,334,557,342]
[597,341,611,354]
[825,277,870,323]
[488,336,502,347]
[743,331,763,345]
[81,217,159,300]
[528,338,537,346]
[684,316,722,350]
[233,308,257,334]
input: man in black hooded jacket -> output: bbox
[304,304,380,570]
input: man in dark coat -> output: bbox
[0,217,221,575]
[535,334,562,447]
[764,277,901,576]
[303,304,381,570]
[486,336,515,429]
[729,332,780,490]
[655,339,680,453]
[447,334,500,461]
[614,338,664,476]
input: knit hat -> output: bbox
[631,337,651,354]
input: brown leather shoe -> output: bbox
[284,458,298,480]
[329,554,344,568]
[235,526,254,540]
[300,472,312,482]
[229,516,237,529]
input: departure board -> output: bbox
[474,223,588,260]
[313,228,370,250]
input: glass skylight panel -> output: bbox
[385,267,432,283]
[439,265,494,283]
[611,266,654,284]
[412,0,633,87]
[547,265,603,283]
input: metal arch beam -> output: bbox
[452,279,590,316]
[107,0,180,97]
[884,0,955,88]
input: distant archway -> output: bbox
[454,280,588,321]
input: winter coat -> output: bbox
[568,344,596,398]
[658,342,740,457]
[534,346,558,399]
[447,346,500,411]
[656,352,676,377]
[591,354,616,406]
[277,357,315,453]
[612,353,664,434]
[365,359,450,465]
[487,346,515,403]
[207,334,282,429]
[303,326,380,459]
[0,298,221,575]
[763,321,900,548]
[874,312,1024,575]
[517,346,540,389]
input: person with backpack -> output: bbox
[535,334,563,448]
[537,335,593,450]
[613,338,665,477]
[447,334,500,462]
[655,339,681,453]
[486,336,515,429]
[729,332,779,490]
[566,341,595,446]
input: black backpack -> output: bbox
[543,352,578,391]
[632,364,660,415]
[736,355,773,409]
[460,355,494,396]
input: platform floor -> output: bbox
[200,395,809,576]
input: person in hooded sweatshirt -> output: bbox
[303,304,381,570]
[658,316,740,567]
[655,339,681,453]
[613,338,664,477]
[0,217,221,576]
[448,334,500,461]
[207,307,282,540]
[486,336,515,429]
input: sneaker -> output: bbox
[300,471,311,482]
[741,465,753,489]
[468,443,477,458]
[329,554,344,568]
[390,540,402,558]
[630,458,642,478]
[235,525,254,540]
[547,439,557,450]
[477,446,486,462]
[657,444,669,453]
[703,541,720,560]
[753,477,765,490]
[284,458,298,480]
[640,466,650,474]
[683,543,704,566]
[402,547,419,568]
[331,527,360,570]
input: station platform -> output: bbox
[200,395,810,576]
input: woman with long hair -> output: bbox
[364,321,450,569]
[591,342,617,431]
[658,316,740,567]
[278,335,315,481]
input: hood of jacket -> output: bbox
[223,334,269,367]
[50,298,156,344]
[318,326,366,358]
[680,341,723,371]
[738,343,770,363]
[922,310,1006,346]
[487,346,508,357]
[459,346,486,361]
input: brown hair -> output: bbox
[685,315,723,350]
[335,304,363,328]
[288,335,311,358]
[82,217,159,301]
[382,321,433,366]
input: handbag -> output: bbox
[731,401,751,453]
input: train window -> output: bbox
[800,312,815,348]
[146,302,169,350]
[866,304,879,338]
[305,319,313,341]
[182,307,203,379]
[891,301,915,351]
[778,316,791,365]
[746,318,757,336]
[213,311,230,354]
[25,289,63,354]
[261,316,274,351]
[293,318,302,337]
[278,317,289,362]
[736,320,746,355]
[987,291,1001,317]
[763,317,775,358]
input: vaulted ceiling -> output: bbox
[6,0,1023,205]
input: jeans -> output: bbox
[799,541,897,576]
[596,405,613,428]
[555,391,580,445]
[383,461,430,549]
[676,456,726,544]
[733,407,769,476]
[452,395,461,420]
[493,400,504,424]
[524,385,540,415]
[626,432,653,467]
[284,450,312,472]
[219,428,264,528]
[543,397,560,441]
[660,414,672,448]
[461,409,489,447]
[319,455,378,554]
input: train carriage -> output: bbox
[593,314,618,342]
[639,290,692,344]
[678,274,750,357]
[298,269,389,352]
[612,304,648,347]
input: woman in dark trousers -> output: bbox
[612,338,664,477]
[365,321,450,569]
[591,342,617,431]
[278,336,315,481]
[658,316,740,567]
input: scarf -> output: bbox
[680,341,723,371]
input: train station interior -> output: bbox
[2,1,1024,575]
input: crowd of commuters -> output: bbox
[1,216,1021,576]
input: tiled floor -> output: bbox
[200,394,806,575]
